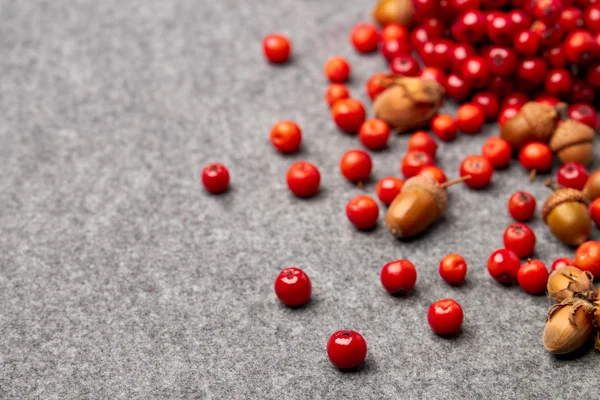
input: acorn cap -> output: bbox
[549,119,595,153]
[522,102,559,142]
[401,175,447,218]
[542,188,589,221]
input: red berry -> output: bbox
[518,142,553,173]
[544,45,568,68]
[498,105,522,126]
[557,162,589,190]
[332,98,366,133]
[457,103,485,134]
[410,26,431,50]
[585,4,600,32]
[551,257,575,271]
[591,198,600,227]
[452,0,481,13]
[503,92,529,108]
[510,10,532,32]
[482,137,511,169]
[462,56,491,88]
[508,191,537,222]
[486,46,518,76]
[421,17,447,38]
[427,299,464,335]
[340,150,372,182]
[414,0,440,20]
[359,119,390,151]
[366,73,390,101]
[439,254,468,284]
[586,63,600,88]
[451,43,477,73]
[376,177,404,205]
[564,30,598,64]
[327,330,367,369]
[451,10,487,44]
[201,163,230,194]
[503,222,536,258]
[559,6,585,33]
[274,267,311,307]
[401,151,435,179]
[419,67,447,87]
[472,92,500,122]
[346,195,379,230]
[420,40,454,72]
[431,114,459,141]
[380,259,417,294]
[544,68,573,95]
[575,241,600,277]
[324,56,351,83]
[270,121,302,153]
[390,54,421,76]
[325,84,350,107]
[517,260,549,294]
[382,23,408,42]
[419,166,447,183]
[517,58,548,85]
[487,248,521,284]
[487,13,515,45]
[286,161,320,197]
[350,23,380,53]
[263,33,291,64]
[514,30,541,56]
[459,155,494,189]
[532,0,564,24]
[571,80,595,103]
[569,103,597,128]
[381,38,411,62]
[531,20,564,47]
[408,131,438,157]
[445,74,471,101]
[488,75,516,98]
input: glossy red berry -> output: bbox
[274,267,311,307]
[517,260,549,294]
[518,142,553,173]
[431,114,459,141]
[503,223,536,258]
[515,30,540,56]
[201,163,230,194]
[401,151,435,179]
[381,38,411,62]
[559,6,585,33]
[359,119,390,151]
[324,56,351,83]
[508,191,537,222]
[376,177,404,205]
[350,23,380,53]
[571,80,595,103]
[532,0,564,24]
[487,248,521,284]
[270,121,302,153]
[419,40,455,72]
[445,74,471,101]
[486,46,518,76]
[564,30,598,64]
[408,131,438,157]
[390,54,421,76]
[551,257,576,271]
[502,92,529,108]
[451,44,476,73]
[460,155,494,189]
[586,63,600,88]
[556,162,589,190]
[569,103,597,128]
[410,26,431,50]
[457,103,485,134]
[510,10,532,32]
[419,166,447,184]
[332,98,366,133]
[346,195,379,229]
[544,45,568,68]
[585,4,600,32]
[327,330,367,369]
[380,260,417,294]
[462,56,491,88]
[419,67,447,87]
[286,161,320,197]
[427,299,464,335]
[366,73,390,101]
[451,10,487,44]
[325,84,350,107]
[439,254,468,284]
[414,0,439,20]
[531,20,563,47]
[472,92,500,122]
[340,150,372,182]
[498,105,522,126]
[544,68,573,95]
[263,33,291,63]
[591,198,600,227]
[382,23,408,42]
[482,137,511,169]
[487,13,515,45]
[517,58,548,84]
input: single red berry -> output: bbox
[401,151,435,179]
[286,161,320,197]
[556,162,589,190]
[575,241,600,277]
[350,23,380,53]
[564,30,598,64]
[498,105,522,126]
[450,43,476,73]
[510,10,532,31]
[518,142,553,173]
[274,267,311,307]
[332,98,366,134]
[445,74,471,101]
[514,30,541,56]
[591,198,600,227]
[462,56,491,89]
[452,0,481,13]
[325,84,350,107]
[270,120,302,153]
[359,119,390,151]
[544,68,573,95]
[201,163,230,194]
[508,191,537,222]
[381,38,411,62]
[421,17,447,38]
[439,254,468,285]
[569,103,597,128]
[376,177,404,205]
[390,54,421,76]
[502,92,529,108]
[340,150,372,182]
[586,63,600,88]
[451,10,487,44]
[414,0,440,20]
[366,73,390,101]
[431,114,459,141]
[472,92,500,122]
[517,260,549,294]
[531,20,563,47]
[503,223,536,258]
[571,80,595,103]
[419,67,447,87]
[517,58,548,85]
[419,40,454,72]
[486,46,518,77]
[408,131,438,157]
[482,137,511,169]
[324,56,351,83]
[559,6,585,33]
[487,248,521,284]
[419,166,447,183]
[263,33,291,64]
[551,257,576,271]
[382,23,408,42]
[532,0,564,24]
[380,259,417,294]
[427,299,464,335]
[459,155,494,189]
[488,75,516,98]
[327,330,367,369]
[346,195,379,230]
[585,4,600,32]
[487,13,515,45]
[544,45,568,68]
[410,26,431,50]
[457,103,485,134]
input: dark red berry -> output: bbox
[274,267,311,307]
[202,163,230,194]
[462,56,491,88]
[327,330,367,369]
[556,162,589,190]
[514,30,541,56]
[508,191,537,222]
[486,46,518,76]
[569,103,597,128]
[564,29,598,64]
[517,58,548,85]
[544,68,573,95]
[451,10,487,43]
[390,54,421,76]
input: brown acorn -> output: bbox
[372,0,414,27]
[543,301,594,355]
[500,102,560,151]
[547,266,595,303]
[583,169,600,201]
[542,182,592,247]
[373,76,444,133]
[549,119,595,166]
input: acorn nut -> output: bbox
[542,186,591,247]
[549,119,595,166]
[583,169,600,201]
[372,0,414,27]
[500,102,560,151]
[543,302,594,355]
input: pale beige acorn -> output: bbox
[543,302,594,355]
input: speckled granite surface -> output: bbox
[1,1,599,399]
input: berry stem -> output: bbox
[544,178,562,191]
[529,169,537,182]
[441,175,471,188]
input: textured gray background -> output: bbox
[1,0,600,399]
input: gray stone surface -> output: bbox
[1,0,599,399]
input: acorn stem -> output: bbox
[555,102,569,121]
[529,169,537,182]
[441,175,471,188]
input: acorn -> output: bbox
[373,76,444,133]
[500,102,560,151]
[372,0,414,27]
[549,119,595,166]
[583,169,600,201]
[386,175,469,239]
[543,301,594,355]
[542,181,592,247]
[547,266,594,303]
